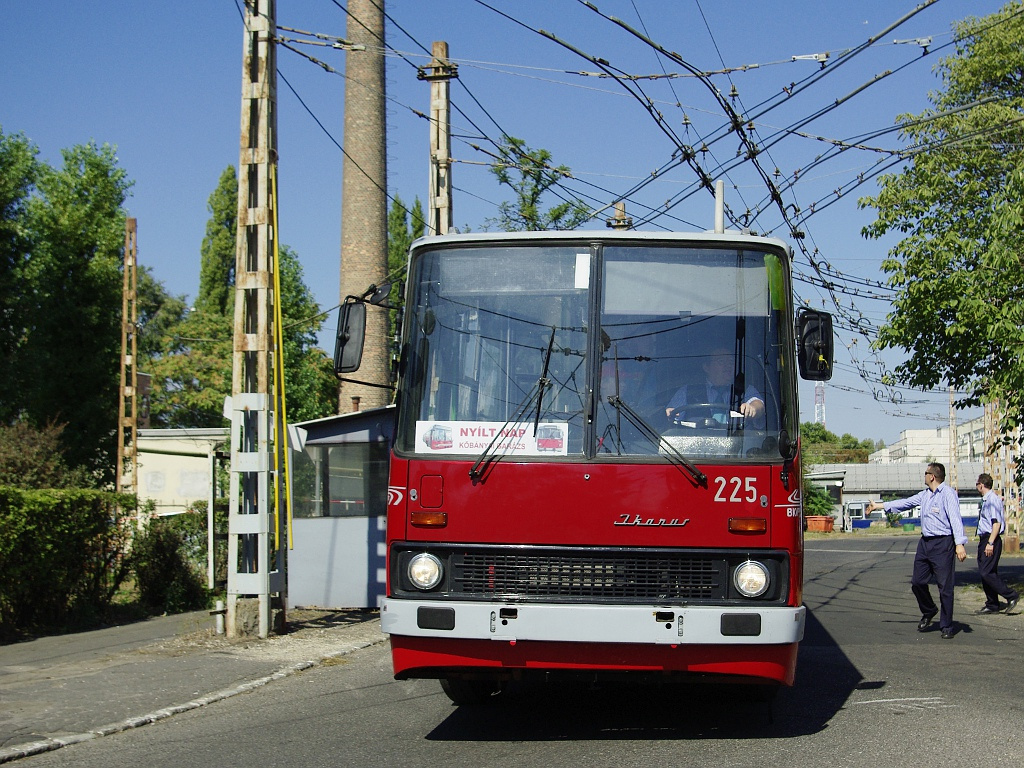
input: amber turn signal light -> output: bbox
[411,511,448,527]
[728,517,767,534]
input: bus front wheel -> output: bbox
[439,677,501,706]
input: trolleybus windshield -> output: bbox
[396,241,795,463]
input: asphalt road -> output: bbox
[18,535,1024,768]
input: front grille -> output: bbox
[455,550,723,601]
[393,544,788,604]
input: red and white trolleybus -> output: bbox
[336,224,833,704]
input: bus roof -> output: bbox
[409,229,792,255]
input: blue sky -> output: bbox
[1,0,1009,444]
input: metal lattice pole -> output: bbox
[227,0,284,638]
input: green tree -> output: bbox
[802,482,836,517]
[385,194,425,341]
[0,129,38,416]
[147,310,233,428]
[195,166,237,316]
[487,136,591,231]
[0,420,91,489]
[800,422,876,464]
[17,141,132,477]
[800,422,836,446]
[136,266,188,363]
[0,132,180,479]
[410,197,426,239]
[147,167,336,427]
[859,3,1024,473]
[277,244,338,422]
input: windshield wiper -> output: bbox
[606,395,708,487]
[605,341,623,454]
[470,327,556,483]
[533,328,556,434]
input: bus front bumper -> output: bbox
[381,599,805,645]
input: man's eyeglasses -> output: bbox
[924,472,933,478]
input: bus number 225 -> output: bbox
[713,476,757,503]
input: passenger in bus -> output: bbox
[664,347,765,428]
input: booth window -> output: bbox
[293,441,389,518]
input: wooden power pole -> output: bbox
[227,0,285,638]
[116,218,139,505]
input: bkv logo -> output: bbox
[776,488,802,518]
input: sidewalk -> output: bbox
[0,608,385,764]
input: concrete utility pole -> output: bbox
[948,387,957,490]
[116,218,139,505]
[421,41,457,236]
[339,0,389,413]
[227,0,285,639]
[605,201,632,230]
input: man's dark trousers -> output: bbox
[912,535,956,630]
[978,533,1016,610]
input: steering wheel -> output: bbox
[669,402,739,431]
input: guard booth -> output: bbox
[288,406,394,609]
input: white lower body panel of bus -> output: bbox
[381,599,805,645]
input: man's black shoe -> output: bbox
[976,606,1001,615]
[941,628,955,639]
[918,613,937,631]
[1004,596,1019,615]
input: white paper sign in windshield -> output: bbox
[414,421,568,456]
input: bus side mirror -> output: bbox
[334,300,366,374]
[796,308,833,381]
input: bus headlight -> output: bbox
[733,560,770,598]
[408,553,443,590]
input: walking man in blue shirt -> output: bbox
[866,462,968,639]
[974,473,1019,615]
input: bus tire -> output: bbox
[739,682,780,703]
[439,677,501,706]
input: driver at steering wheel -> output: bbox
[665,347,765,427]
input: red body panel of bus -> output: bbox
[384,454,804,685]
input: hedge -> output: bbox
[0,487,136,636]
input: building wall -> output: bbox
[868,427,949,464]
[136,429,227,516]
[807,461,984,526]
[868,413,1001,466]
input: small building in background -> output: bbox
[287,405,394,610]
[869,414,989,465]
[136,408,395,611]
[806,461,983,531]
[137,428,227,517]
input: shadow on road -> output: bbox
[426,610,861,741]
